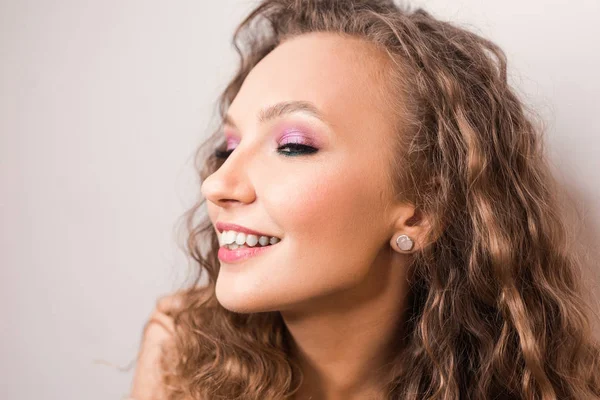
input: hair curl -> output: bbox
[158,1,600,399]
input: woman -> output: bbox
[128,0,600,399]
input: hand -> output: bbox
[129,292,184,400]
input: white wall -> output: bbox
[1,1,598,399]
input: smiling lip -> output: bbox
[218,241,280,263]
[215,222,278,238]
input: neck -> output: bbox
[281,249,411,400]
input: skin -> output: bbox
[130,294,181,400]
[131,32,431,400]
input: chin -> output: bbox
[215,277,272,314]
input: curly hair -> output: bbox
[158,1,600,399]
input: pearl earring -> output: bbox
[395,234,414,251]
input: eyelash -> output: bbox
[214,143,318,159]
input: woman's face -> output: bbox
[201,32,406,313]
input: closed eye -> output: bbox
[277,143,318,156]
[214,148,233,159]
[213,143,318,159]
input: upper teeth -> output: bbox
[220,230,280,248]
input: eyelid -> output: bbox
[220,121,322,150]
[278,130,318,147]
[279,135,312,146]
[225,136,239,150]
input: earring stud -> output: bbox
[396,234,414,251]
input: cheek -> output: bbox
[265,159,387,275]
[271,152,388,231]
[206,203,220,235]
[207,203,217,223]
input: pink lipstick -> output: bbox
[218,243,279,263]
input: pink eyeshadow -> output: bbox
[221,117,328,149]
[275,121,324,147]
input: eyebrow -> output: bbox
[223,100,326,129]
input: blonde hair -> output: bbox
[159,1,600,399]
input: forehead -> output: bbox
[228,32,395,136]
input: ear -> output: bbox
[388,203,432,254]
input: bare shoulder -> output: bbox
[129,287,214,400]
[129,291,186,400]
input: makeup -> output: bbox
[274,119,325,148]
[218,241,281,263]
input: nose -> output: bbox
[200,144,257,208]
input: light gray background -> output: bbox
[1,1,599,399]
